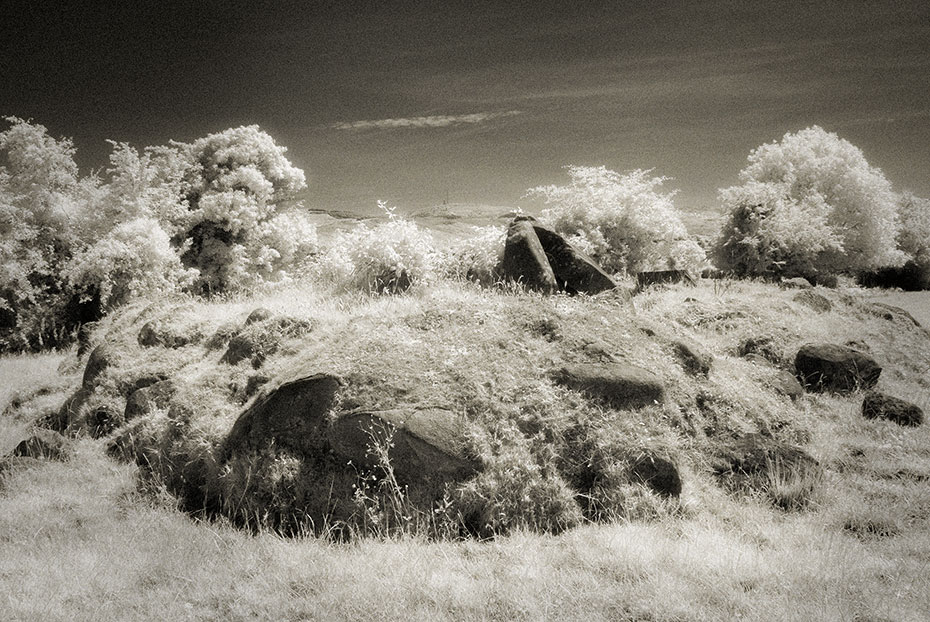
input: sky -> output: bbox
[3,0,929,216]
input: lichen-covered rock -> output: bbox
[499,218,558,293]
[82,344,114,389]
[532,223,617,295]
[327,408,479,498]
[795,343,881,392]
[554,363,665,409]
[222,373,343,459]
[861,392,923,427]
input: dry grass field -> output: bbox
[2,278,929,621]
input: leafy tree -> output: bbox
[527,166,705,275]
[0,117,97,349]
[176,125,309,294]
[715,126,905,278]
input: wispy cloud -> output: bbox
[332,110,522,130]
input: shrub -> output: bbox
[66,217,197,309]
[319,202,438,293]
[527,165,705,274]
[715,126,906,278]
[438,225,505,284]
[0,117,91,350]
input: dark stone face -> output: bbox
[794,343,881,393]
[862,392,924,427]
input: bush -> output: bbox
[319,202,439,293]
[714,126,906,278]
[527,165,705,275]
[438,225,505,284]
[66,217,197,309]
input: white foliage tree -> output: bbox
[527,166,705,275]
[715,126,906,277]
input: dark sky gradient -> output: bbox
[3,1,929,215]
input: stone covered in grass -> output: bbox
[7,429,72,461]
[861,391,923,427]
[672,337,713,377]
[554,363,665,409]
[794,343,881,393]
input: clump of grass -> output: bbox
[764,453,824,510]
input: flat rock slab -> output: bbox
[862,392,923,427]
[222,373,343,458]
[328,408,479,483]
[554,363,665,409]
[500,219,558,293]
[795,343,881,393]
[532,224,617,295]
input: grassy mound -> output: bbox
[19,275,929,541]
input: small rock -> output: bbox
[793,290,832,312]
[672,338,713,377]
[769,370,804,401]
[10,429,72,461]
[780,277,813,289]
[221,333,264,367]
[861,392,923,427]
[635,270,696,290]
[124,380,176,421]
[244,374,271,399]
[737,335,782,365]
[138,320,197,348]
[554,363,665,409]
[795,343,881,393]
[245,307,274,325]
[630,453,682,497]
[499,219,558,293]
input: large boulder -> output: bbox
[531,224,617,295]
[327,408,479,498]
[794,343,881,393]
[499,219,558,293]
[635,270,696,290]
[553,363,665,409]
[713,433,821,509]
[861,392,923,427]
[221,373,343,459]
